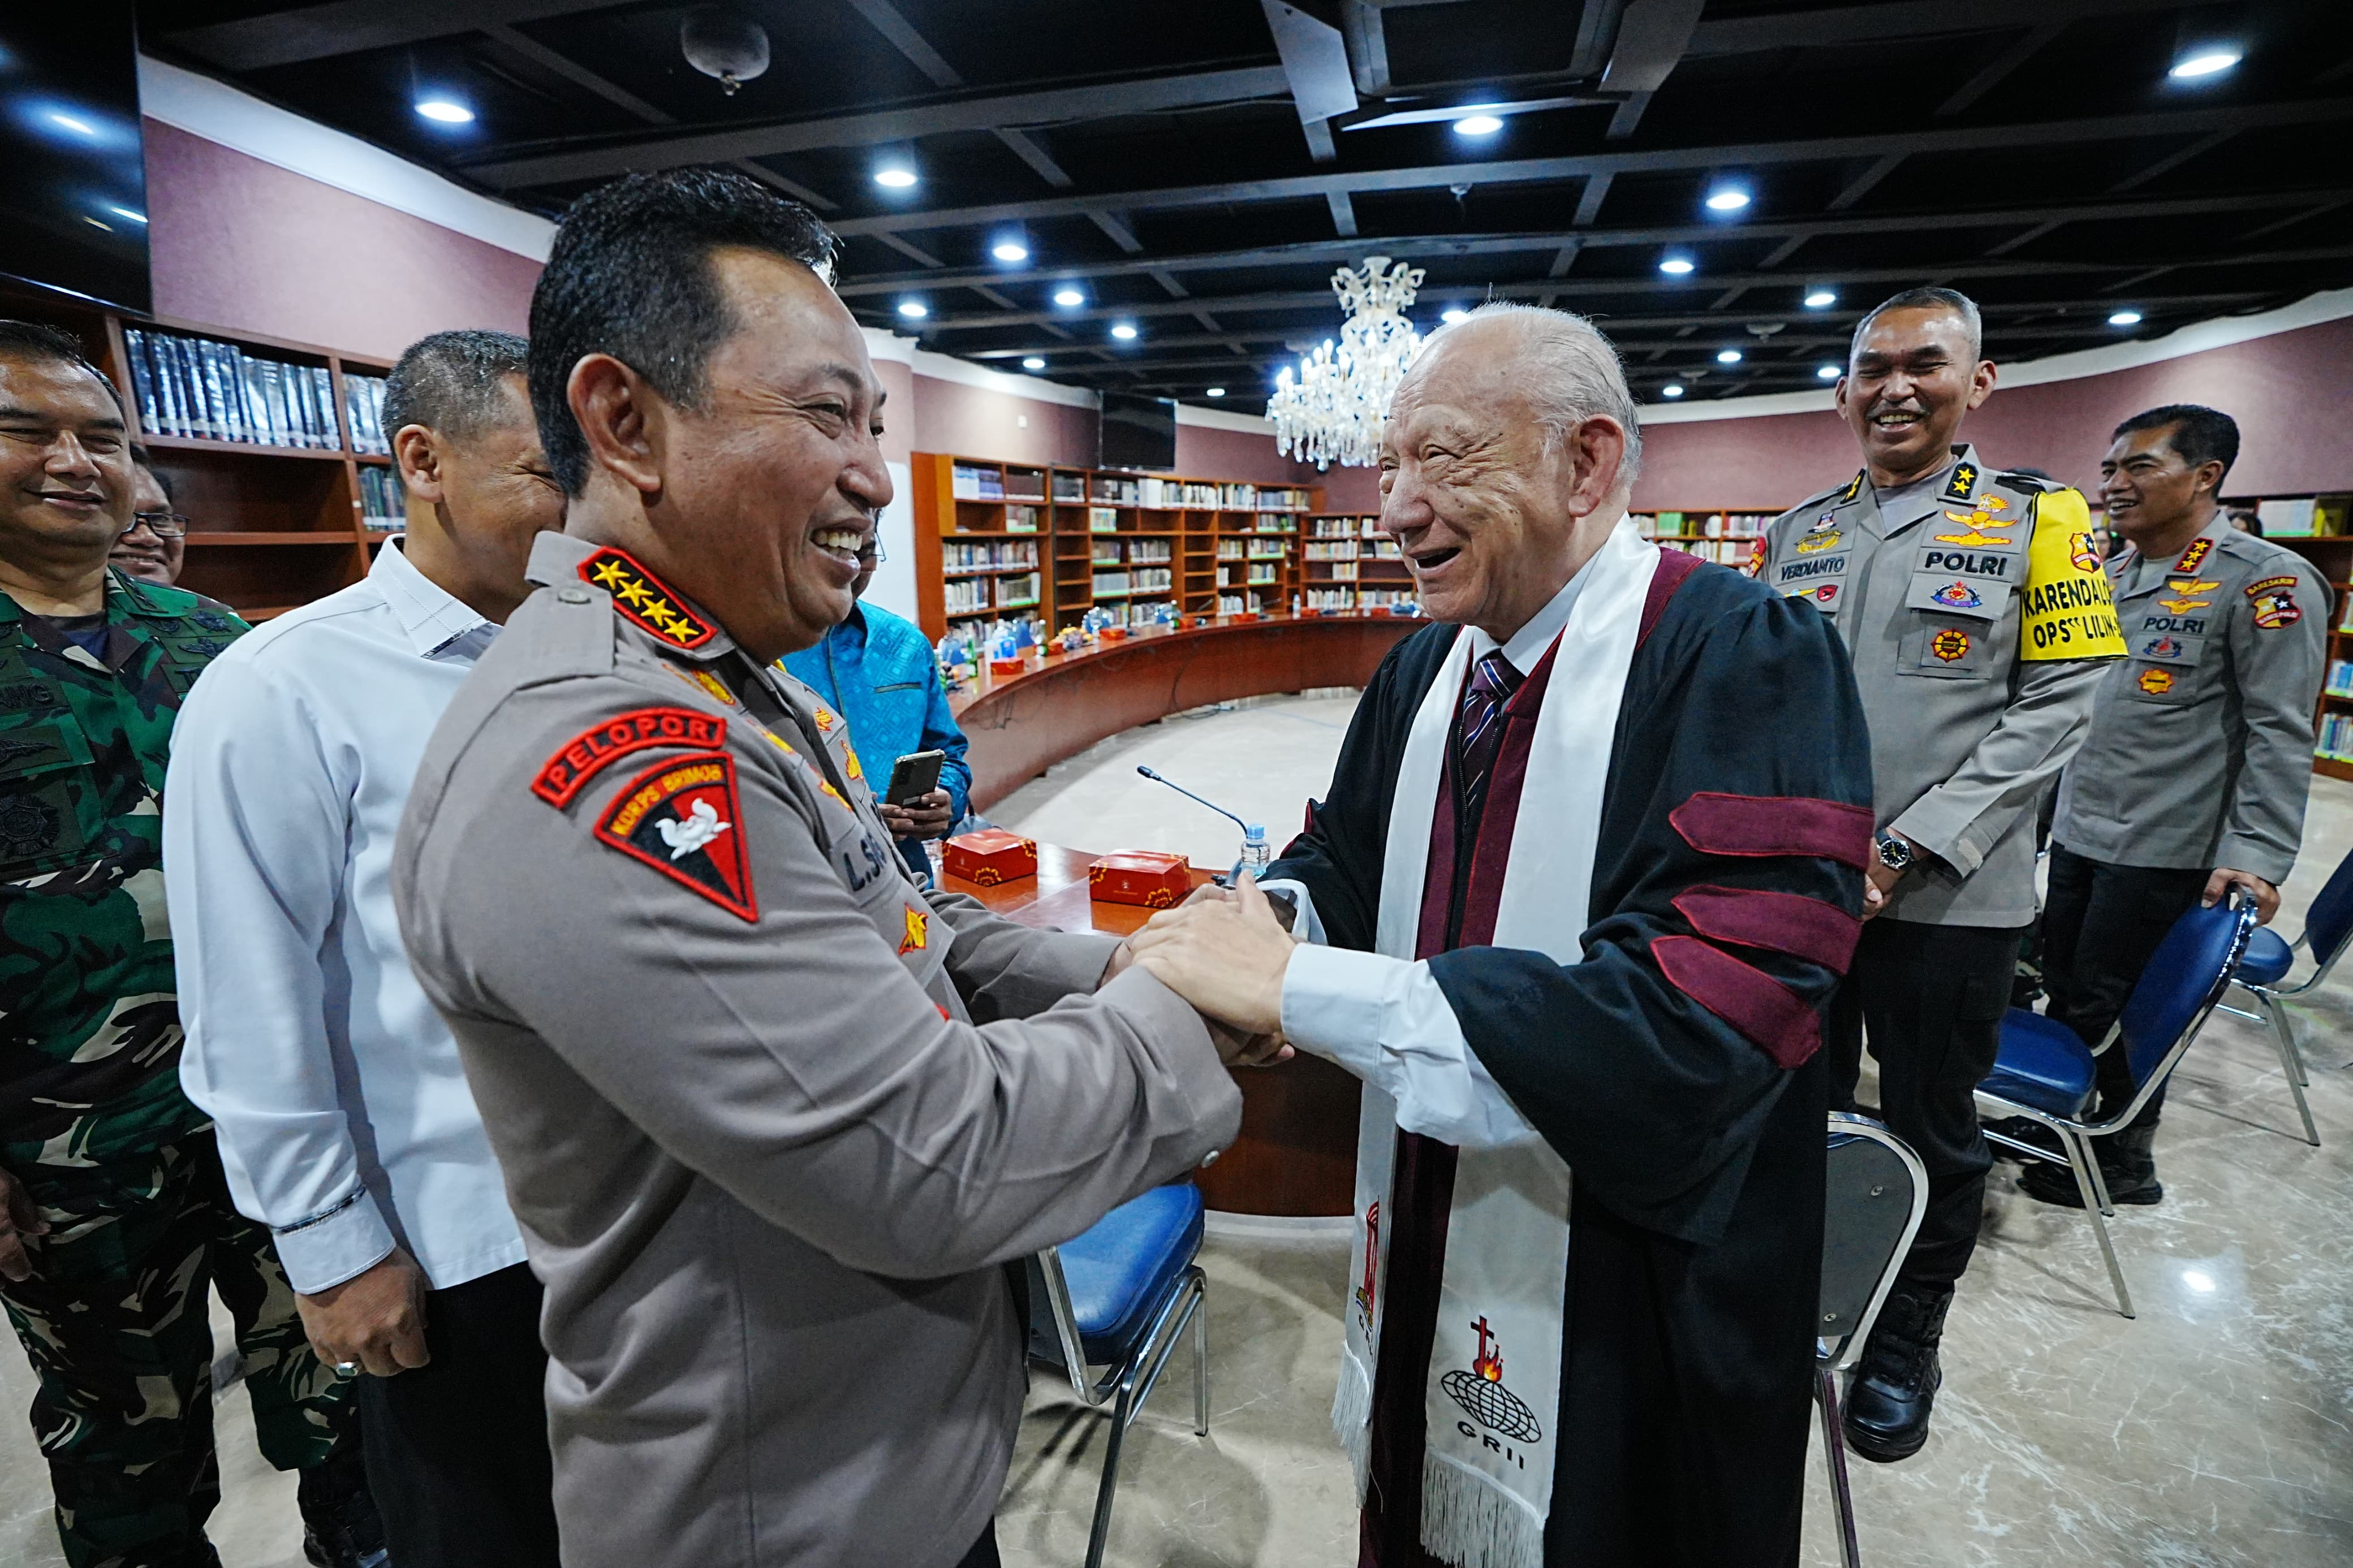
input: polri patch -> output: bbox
[533,708,726,807]
[579,546,717,649]
[594,753,757,921]
[2247,575,2303,629]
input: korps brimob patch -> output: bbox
[594,752,758,921]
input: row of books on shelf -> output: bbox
[943,540,1038,573]
[2317,712,2353,760]
[1091,539,1173,564]
[1217,592,1272,617]
[1303,539,1403,561]
[2254,498,2349,538]
[949,465,1317,513]
[1223,565,1281,586]
[1659,538,1756,567]
[2326,660,2353,699]
[943,572,1041,615]
[1003,505,1041,532]
[1093,568,1175,597]
[1635,511,1778,540]
[124,327,348,451]
[1306,588,1419,612]
[1318,563,1360,581]
[358,466,407,531]
[1311,515,1380,538]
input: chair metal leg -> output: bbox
[1816,1364,1861,1568]
[1085,1377,1135,1568]
[2061,1130,2134,1319]
[2076,1126,2117,1217]
[2259,995,2321,1146]
[1192,1273,1209,1437]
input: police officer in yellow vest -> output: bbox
[1755,287,2124,1465]
[2020,405,2327,1211]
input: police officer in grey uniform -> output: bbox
[391,170,1251,1568]
[2026,404,2327,1208]
[1755,287,2124,1464]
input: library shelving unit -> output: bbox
[908,452,1317,644]
[1303,514,1415,613]
[2,279,393,623]
[2233,494,2353,782]
[1631,507,1781,568]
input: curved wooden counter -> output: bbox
[950,612,1420,812]
[939,846,1362,1217]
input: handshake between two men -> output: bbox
[1109,874,1300,1069]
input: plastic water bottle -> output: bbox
[1237,823,1270,881]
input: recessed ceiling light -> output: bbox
[1452,114,1504,137]
[414,99,474,124]
[1053,288,1085,308]
[2169,49,2240,79]
[1817,364,1840,379]
[1658,256,1696,275]
[48,112,97,136]
[991,241,1029,263]
[897,300,928,318]
[1804,289,1837,308]
[1661,384,1685,399]
[1020,356,1046,370]
[106,205,146,224]
[1704,186,1751,212]
[873,166,919,189]
[1716,349,1743,364]
[1206,387,1225,398]
[1440,308,1468,323]
[2109,309,2143,326]
[1110,323,1139,340]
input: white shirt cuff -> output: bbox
[272,1190,401,1295]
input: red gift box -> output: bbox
[1088,850,1191,909]
[989,655,1025,675]
[1100,626,1128,642]
[943,829,1038,887]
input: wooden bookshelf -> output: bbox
[2,280,393,623]
[2243,498,2353,782]
[909,452,1318,643]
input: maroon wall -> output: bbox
[143,120,540,361]
[1632,313,2353,511]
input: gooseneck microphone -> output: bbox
[1136,766,1249,832]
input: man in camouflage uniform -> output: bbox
[0,322,369,1568]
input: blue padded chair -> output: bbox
[1817,1114,1928,1568]
[1977,895,2258,1318]
[1025,1183,1209,1568]
[2213,846,2353,1147]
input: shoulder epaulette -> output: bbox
[115,572,208,620]
[1988,468,2060,495]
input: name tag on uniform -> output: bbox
[1913,543,2019,582]
[1775,553,1848,586]
[2137,609,2211,638]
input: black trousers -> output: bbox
[1828,918,2027,1296]
[354,1262,559,1568]
[2042,844,2211,1130]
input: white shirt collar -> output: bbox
[370,537,496,659]
[1464,546,1595,674]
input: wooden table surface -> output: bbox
[940,844,1360,1217]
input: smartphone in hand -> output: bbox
[886,749,946,806]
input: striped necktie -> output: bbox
[1455,650,1524,828]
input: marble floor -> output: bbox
[1,692,2348,1567]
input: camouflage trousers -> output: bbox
[0,1131,354,1568]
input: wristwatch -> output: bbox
[1874,833,1914,873]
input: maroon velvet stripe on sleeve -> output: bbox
[1673,884,1863,975]
[1455,640,1562,950]
[1635,548,1705,650]
[1650,934,1822,1068]
[1669,792,1874,871]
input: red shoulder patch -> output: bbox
[532,708,727,807]
[593,753,758,921]
[578,546,718,649]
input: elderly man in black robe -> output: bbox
[1130,304,1874,1568]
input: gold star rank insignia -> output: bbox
[577,547,717,649]
[898,906,929,954]
[1942,463,1979,501]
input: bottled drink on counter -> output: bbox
[1237,823,1270,880]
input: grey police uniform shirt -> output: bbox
[1757,444,2123,927]
[2052,518,2327,882]
[392,533,1242,1568]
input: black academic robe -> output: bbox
[1270,558,1875,1568]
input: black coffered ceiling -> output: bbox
[140,1,2353,410]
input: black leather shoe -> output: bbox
[298,1443,390,1568]
[1842,1286,1953,1463]
[2018,1124,2164,1207]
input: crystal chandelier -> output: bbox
[1268,255,1427,469]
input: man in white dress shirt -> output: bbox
[167,331,566,1566]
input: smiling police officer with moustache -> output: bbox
[2023,405,2326,1208]
[1755,286,2124,1465]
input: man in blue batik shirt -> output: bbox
[782,539,972,875]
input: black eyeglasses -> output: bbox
[124,512,188,539]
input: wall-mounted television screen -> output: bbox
[1098,391,1176,471]
[0,8,150,313]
